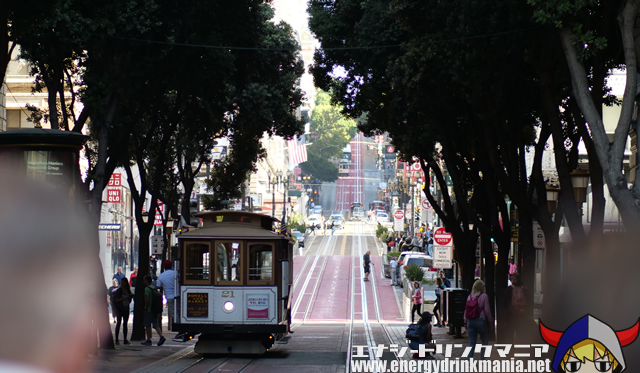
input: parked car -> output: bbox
[399,253,437,286]
[325,214,345,229]
[376,212,389,222]
[291,230,305,247]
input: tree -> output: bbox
[309,0,608,337]
[530,0,640,227]
[300,90,356,181]
[12,0,303,345]
[300,151,339,181]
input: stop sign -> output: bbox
[393,210,404,220]
[434,227,452,245]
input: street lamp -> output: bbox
[546,185,560,214]
[570,169,590,205]
[282,169,293,225]
[268,170,275,218]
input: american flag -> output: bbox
[287,135,307,166]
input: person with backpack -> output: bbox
[464,280,492,359]
[141,275,166,346]
[406,312,435,359]
[502,273,531,343]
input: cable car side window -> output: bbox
[215,241,242,285]
[184,242,210,284]
[247,243,274,285]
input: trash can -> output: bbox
[443,288,468,338]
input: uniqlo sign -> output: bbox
[154,201,164,226]
[107,189,121,203]
[108,174,121,187]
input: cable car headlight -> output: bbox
[223,301,234,312]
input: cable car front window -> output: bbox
[216,242,241,283]
[184,243,210,283]
[248,244,273,284]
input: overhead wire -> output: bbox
[98,25,542,52]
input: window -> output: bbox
[184,242,210,284]
[248,243,273,284]
[407,257,433,268]
[215,242,241,284]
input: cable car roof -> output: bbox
[180,210,285,239]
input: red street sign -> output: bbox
[422,199,431,209]
[434,227,452,245]
[107,189,121,203]
[393,210,404,220]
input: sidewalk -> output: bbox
[89,313,196,372]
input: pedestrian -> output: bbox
[433,278,446,327]
[426,228,434,256]
[130,266,139,290]
[411,281,422,323]
[502,273,534,344]
[157,260,176,329]
[389,256,397,286]
[363,250,371,281]
[407,312,435,359]
[141,275,166,346]
[464,279,493,359]
[112,266,126,285]
[330,220,335,235]
[107,279,119,324]
[439,270,451,288]
[150,255,158,280]
[411,234,421,251]
[114,278,133,345]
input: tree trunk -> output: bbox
[131,221,152,340]
[87,102,118,350]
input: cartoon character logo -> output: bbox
[540,315,639,372]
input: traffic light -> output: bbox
[310,198,314,202]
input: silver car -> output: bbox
[399,254,437,286]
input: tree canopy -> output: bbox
[8,0,304,346]
[300,90,356,181]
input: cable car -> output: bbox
[173,211,293,354]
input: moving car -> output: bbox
[306,215,323,229]
[312,205,323,216]
[351,207,365,221]
[325,214,345,229]
[398,253,437,286]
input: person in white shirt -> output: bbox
[156,260,176,328]
[389,257,398,286]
